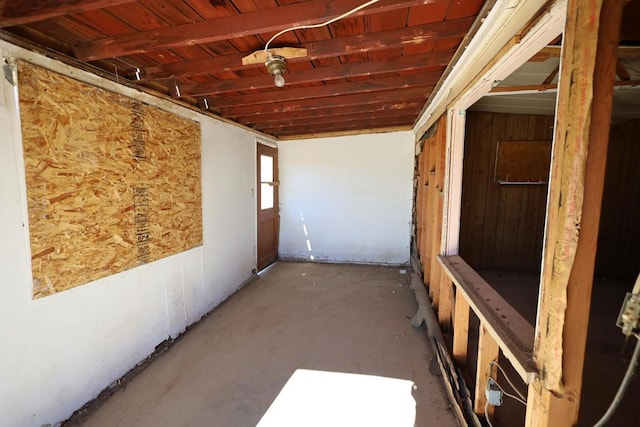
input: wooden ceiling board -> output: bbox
[446,0,485,19]
[3,0,490,137]
[177,52,450,96]
[74,0,446,61]
[251,108,420,128]
[104,2,171,31]
[407,2,450,25]
[140,0,202,25]
[207,74,438,108]
[72,9,135,36]
[184,0,239,19]
[26,17,103,45]
[240,98,426,123]
[162,0,209,21]
[218,85,431,117]
[370,8,409,31]
[0,0,137,28]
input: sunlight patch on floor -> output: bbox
[257,369,417,427]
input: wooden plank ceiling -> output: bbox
[0,0,486,139]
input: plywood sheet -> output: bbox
[494,140,552,184]
[18,61,202,298]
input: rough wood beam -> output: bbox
[439,255,537,382]
[0,0,135,28]
[74,0,447,61]
[177,51,452,97]
[242,99,425,124]
[267,119,413,136]
[474,325,499,416]
[276,125,412,140]
[452,293,470,366]
[616,59,631,80]
[258,114,417,133]
[526,0,623,425]
[543,65,560,84]
[223,86,431,118]
[250,109,418,129]
[538,44,640,58]
[486,79,640,95]
[204,75,437,108]
[140,19,473,81]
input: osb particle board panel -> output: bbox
[494,140,552,184]
[17,61,202,299]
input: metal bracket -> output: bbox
[617,292,640,338]
[3,56,16,86]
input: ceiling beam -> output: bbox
[177,50,452,97]
[266,118,413,136]
[241,99,425,124]
[74,0,447,61]
[0,0,135,28]
[204,75,437,108]
[222,86,431,118]
[488,79,640,95]
[276,125,413,140]
[255,111,418,132]
[138,18,473,81]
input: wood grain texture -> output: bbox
[528,0,622,424]
[459,111,553,274]
[18,61,202,298]
[73,0,449,60]
[0,0,135,28]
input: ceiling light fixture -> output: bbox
[265,54,287,88]
[261,0,379,87]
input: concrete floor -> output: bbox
[80,262,456,427]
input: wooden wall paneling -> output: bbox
[597,119,640,279]
[527,0,623,423]
[19,61,202,298]
[453,290,470,365]
[474,324,500,417]
[460,111,553,274]
[468,112,494,268]
[481,112,505,270]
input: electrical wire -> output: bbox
[484,401,495,427]
[593,338,640,427]
[490,360,526,401]
[496,384,527,406]
[263,0,380,53]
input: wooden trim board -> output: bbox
[439,255,538,383]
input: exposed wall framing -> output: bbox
[18,61,202,298]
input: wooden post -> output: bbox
[474,324,499,417]
[439,267,453,328]
[452,292,470,366]
[526,0,623,425]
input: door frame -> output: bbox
[256,140,279,271]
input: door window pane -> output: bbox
[260,154,275,210]
[261,183,274,209]
[261,155,273,182]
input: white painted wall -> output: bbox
[278,132,414,265]
[0,41,269,426]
